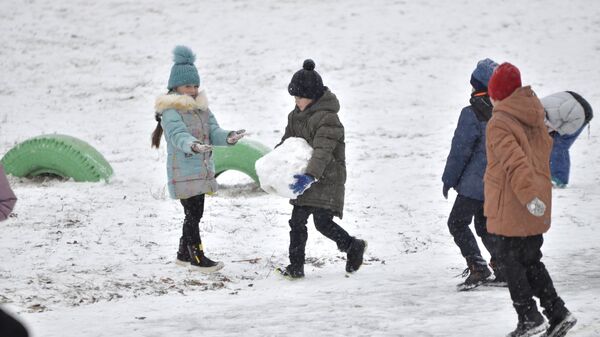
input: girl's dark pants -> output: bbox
[180,194,205,245]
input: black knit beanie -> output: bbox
[288,59,325,99]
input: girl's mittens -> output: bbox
[226,129,246,144]
[191,143,213,153]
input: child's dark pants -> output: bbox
[288,205,353,267]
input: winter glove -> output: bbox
[226,129,246,144]
[443,184,451,200]
[191,143,213,153]
[527,197,546,217]
[289,174,315,195]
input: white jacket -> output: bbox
[541,91,585,135]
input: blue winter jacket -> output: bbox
[442,94,491,201]
[155,92,230,199]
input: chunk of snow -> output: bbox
[255,137,313,199]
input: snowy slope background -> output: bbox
[0,0,599,336]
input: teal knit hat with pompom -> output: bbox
[167,46,200,90]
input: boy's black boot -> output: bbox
[176,237,190,264]
[277,264,305,279]
[542,298,577,337]
[186,243,224,273]
[544,311,577,337]
[488,260,508,285]
[506,302,547,337]
[457,257,492,290]
[346,237,367,273]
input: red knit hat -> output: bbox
[488,62,522,101]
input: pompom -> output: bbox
[303,59,315,71]
[172,45,196,65]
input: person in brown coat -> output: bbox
[484,63,576,337]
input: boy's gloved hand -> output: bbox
[227,129,247,144]
[191,143,213,153]
[289,174,315,195]
[527,197,546,217]
[443,184,451,199]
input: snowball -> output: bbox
[255,137,313,199]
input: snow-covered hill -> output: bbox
[0,0,599,336]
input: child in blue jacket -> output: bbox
[151,46,245,273]
[442,58,502,289]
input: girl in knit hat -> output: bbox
[485,62,577,337]
[275,59,366,279]
[151,46,246,273]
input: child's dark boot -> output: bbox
[187,243,224,273]
[506,302,548,337]
[176,237,190,265]
[457,257,492,290]
[483,260,507,287]
[542,298,577,337]
[346,237,367,273]
[277,264,305,279]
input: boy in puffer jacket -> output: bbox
[442,58,503,290]
[275,59,366,279]
[541,91,593,188]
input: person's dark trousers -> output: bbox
[447,194,498,265]
[0,308,29,337]
[288,206,353,266]
[180,194,205,245]
[497,235,567,320]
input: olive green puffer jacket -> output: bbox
[279,89,346,218]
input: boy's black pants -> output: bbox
[180,194,205,245]
[288,206,353,266]
[497,235,566,319]
[447,195,498,265]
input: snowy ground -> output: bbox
[1,0,599,336]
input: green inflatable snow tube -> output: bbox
[1,134,113,182]
[213,138,271,184]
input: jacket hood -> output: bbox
[305,89,340,114]
[493,86,544,128]
[541,91,585,135]
[155,90,209,114]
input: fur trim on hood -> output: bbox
[155,90,209,115]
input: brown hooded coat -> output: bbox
[484,86,553,237]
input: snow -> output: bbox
[255,137,312,199]
[0,0,599,336]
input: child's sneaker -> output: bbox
[551,177,567,189]
[187,243,224,273]
[276,264,305,279]
[346,238,367,273]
